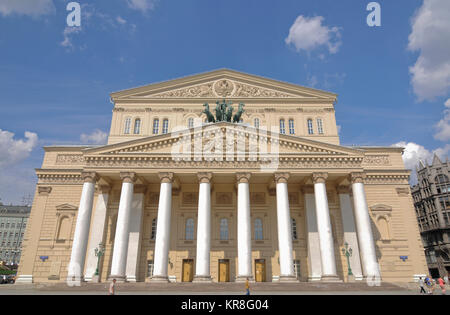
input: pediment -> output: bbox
[56,204,78,211]
[110,69,337,101]
[84,123,362,158]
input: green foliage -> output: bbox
[0,270,16,276]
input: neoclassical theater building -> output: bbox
[17,69,427,284]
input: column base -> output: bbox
[279,275,300,283]
[150,275,170,283]
[320,275,343,283]
[193,275,213,283]
[235,276,255,283]
[107,275,127,283]
[126,276,137,283]
[15,275,33,284]
[308,275,322,282]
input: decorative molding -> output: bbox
[120,172,137,184]
[274,172,290,184]
[82,171,99,184]
[197,172,213,184]
[312,172,328,184]
[396,187,410,196]
[364,174,410,185]
[56,154,84,165]
[349,172,366,184]
[250,192,266,205]
[38,186,52,196]
[362,155,391,166]
[216,192,233,205]
[236,172,251,184]
[38,173,83,185]
[158,172,174,184]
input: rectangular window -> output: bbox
[162,119,169,134]
[153,119,159,135]
[289,119,295,135]
[307,119,314,135]
[317,118,324,134]
[294,260,301,279]
[147,260,154,278]
[280,119,286,134]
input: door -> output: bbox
[255,259,266,282]
[218,259,230,282]
[182,259,194,282]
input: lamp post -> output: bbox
[342,242,353,276]
[94,244,105,277]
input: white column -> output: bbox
[126,186,146,282]
[236,173,253,281]
[84,185,110,282]
[67,172,98,282]
[152,173,174,282]
[109,172,136,282]
[194,173,212,282]
[338,186,363,281]
[312,173,339,282]
[350,173,381,281]
[304,186,322,281]
[274,173,297,282]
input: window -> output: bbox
[436,175,449,184]
[162,119,169,134]
[307,119,314,135]
[147,260,154,278]
[294,260,301,279]
[150,218,157,241]
[186,218,195,240]
[280,119,286,134]
[289,119,295,135]
[291,218,298,240]
[317,118,324,134]
[134,118,141,134]
[254,218,263,240]
[254,118,260,129]
[220,218,229,240]
[152,119,159,135]
[188,118,194,129]
[124,117,132,134]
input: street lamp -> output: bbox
[94,244,105,276]
[342,242,353,276]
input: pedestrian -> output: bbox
[245,278,250,296]
[109,279,116,295]
[438,277,446,295]
[418,277,426,294]
[425,276,433,295]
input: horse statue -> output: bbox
[225,105,234,122]
[203,103,215,123]
[215,101,223,122]
[233,103,245,123]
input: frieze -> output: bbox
[37,173,83,185]
[56,154,84,165]
[364,175,410,185]
[362,155,391,166]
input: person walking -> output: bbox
[438,277,446,295]
[109,279,116,296]
[245,278,250,296]
[418,277,426,294]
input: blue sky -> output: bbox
[0,0,449,204]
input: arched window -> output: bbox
[188,118,194,129]
[152,119,159,135]
[307,119,314,135]
[124,117,132,134]
[150,218,157,240]
[162,119,169,134]
[134,118,141,134]
[280,119,286,134]
[220,218,229,240]
[317,118,324,134]
[254,118,260,129]
[291,218,298,240]
[289,119,295,135]
[254,218,263,240]
[186,218,194,240]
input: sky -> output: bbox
[0,0,449,204]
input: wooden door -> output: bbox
[218,260,230,282]
[182,259,194,282]
[255,259,266,282]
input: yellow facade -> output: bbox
[16,69,428,284]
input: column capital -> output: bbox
[349,172,366,184]
[236,173,251,184]
[274,172,290,184]
[81,171,99,184]
[337,185,351,194]
[120,172,137,184]
[312,172,328,184]
[158,172,174,184]
[38,186,52,196]
[134,185,148,194]
[197,172,213,184]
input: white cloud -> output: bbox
[392,141,449,184]
[408,0,450,101]
[285,15,342,55]
[80,130,108,145]
[434,99,450,141]
[116,16,127,25]
[60,26,82,49]
[126,0,157,13]
[0,0,55,17]
[0,129,38,169]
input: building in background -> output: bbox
[0,205,31,267]
[412,155,450,278]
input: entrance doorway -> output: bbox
[255,259,266,282]
[218,259,230,282]
[182,259,194,282]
